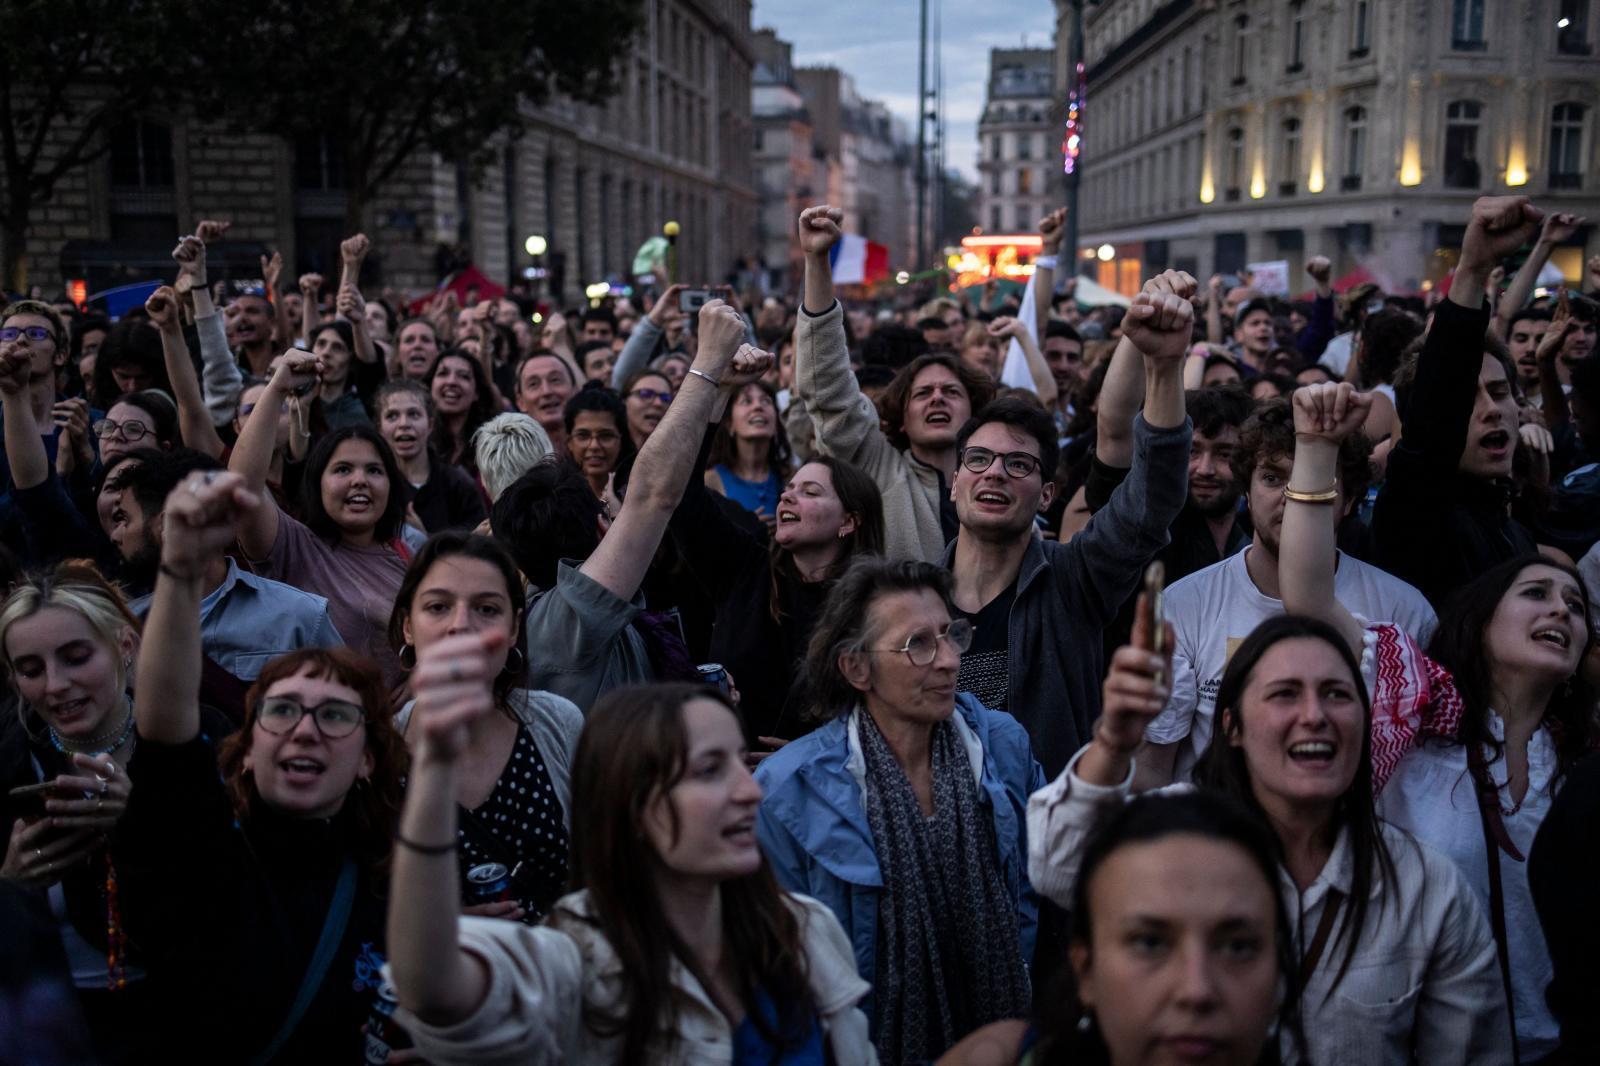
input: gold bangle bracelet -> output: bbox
[1283,485,1339,504]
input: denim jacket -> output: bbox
[754,693,1044,1018]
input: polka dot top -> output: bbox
[455,724,571,923]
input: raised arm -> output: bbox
[1494,213,1585,338]
[579,302,765,602]
[228,350,321,557]
[800,205,839,316]
[0,342,46,489]
[1538,297,1580,430]
[297,273,323,349]
[137,471,262,744]
[1297,256,1337,361]
[261,251,292,347]
[1027,594,1171,905]
[185,221,244,424]
[1204,274,1225,345]
[1122,282,1191,431]
[1279,383,1370,656]
[610,288,676,388]
[388,630,498,1025]
[1033,208,1066,343]
[988,316,1057,408]
[146,282,225,458]
[338,234,380,368]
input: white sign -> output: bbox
[1246,260,1291,295]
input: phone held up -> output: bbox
[8,780,61,822]
[1141,561,1167,686]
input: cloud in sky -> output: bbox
[751,0,1059,182]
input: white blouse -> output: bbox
[1028,748,1513,1065]
[1378,716,1560,1061]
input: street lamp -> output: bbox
[1096,243,1115,262]
[524,235,548,257]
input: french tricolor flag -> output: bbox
[828,234,890,285]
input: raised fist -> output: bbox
[1037,207,1068,254]
[797,205,843,256]
[1460,196,1544,277]
[145,285,181,333]
[195,219,231,245]
[1122,291,1195,366]
[1291,381,1371,444]
[1142,269,1198,302]
[1305,256,1331,285]
[297,273,323,297]
[340,233,371,263]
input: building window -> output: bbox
[1280,118,1301,195]
[1018,134,1032,160]
[110,120,174,189]
[1342,106,1367,190]
[1558,0,1592,53]
[1443,100,1483,188]
[1550,101,1587,187]
[1351,0,1371,54]
[1452,0,1486,50]
[294,134,346,192]
[1225,126,1245,200]
[990,206,1002,232]
[1018,167,1033,195]
[1288,2,1306,70]
[990,171,1002,196]
[1232,16,1250,84]
[108,119,176,244]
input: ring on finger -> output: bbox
[97,775,109,794]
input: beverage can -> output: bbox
[466,862,512,903]
[364,980,411,1064]
[696,662,730,694]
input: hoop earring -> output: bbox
[398,644,417,670]
[503,645,526,674]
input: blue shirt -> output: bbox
[732,988,825,1065]
[713,464,781,519]
[130,558,343,679]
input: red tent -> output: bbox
[1330,265,1378,293]
[406,264,505,315]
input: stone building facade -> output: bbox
[976,48,1057,236]
[793,67,916,275]
[6,0,758,305]
[1055,0,1600,293]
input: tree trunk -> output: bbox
[2,197,31,295]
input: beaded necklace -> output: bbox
[47,702,134,757]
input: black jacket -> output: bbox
[668,434,831,739]
[1374,298,1536,607]
[114,737,388,1064]
[1529,753,1600,1063]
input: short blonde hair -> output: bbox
[473,413,553,503]
[0,561,140,697]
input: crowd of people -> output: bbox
[1,192,1599,1066]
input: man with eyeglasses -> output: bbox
[942,276,1195,778]
[0,300,73,557]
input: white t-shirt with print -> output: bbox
[1147,547,1437,782]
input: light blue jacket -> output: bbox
[754,693,1043,1017]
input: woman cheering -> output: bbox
[386,669,875,1063]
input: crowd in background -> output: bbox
[0,193,1598,1065]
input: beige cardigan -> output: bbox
[393,890,877,1065]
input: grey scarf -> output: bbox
[858,710,1031,1064]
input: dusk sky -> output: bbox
[751,1,1059,183]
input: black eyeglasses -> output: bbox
[627,388,673,405]
[255,695,366,738]
[93,418,153,441]
[864,618,974,667]
[0,326,53,343]
[960,446,1043,479]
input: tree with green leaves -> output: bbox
[195,0,647,234]
[0,0,200,290]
